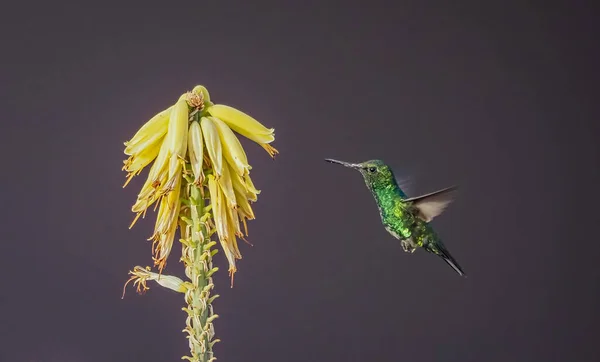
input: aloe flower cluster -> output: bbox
[121,85,277,361]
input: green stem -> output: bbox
[182,175,220,362]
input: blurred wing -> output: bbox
[405,186,457,222]
[395,175,413,198]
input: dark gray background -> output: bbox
[1,1,598,361]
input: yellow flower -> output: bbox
[217,162,237,210]
[207,104,279,158]
[124,106,172,155]
[126,95,190,228]
[124,106,173,155]
[211,116,250,177]
[200,117,223,177]
[235,189,256,224]
[122,107,171,187]
[128,132,171,227]
[229,170,255,203]
[150,173,182,272]
[244,173,261,201]
[207,175,226,245]
[207,174,242,285]
[122,139,164,187]
[188,121,205,185]
[226,208,243,287]
[122,85,279,361]
[122,266,189,298]
[167,97,190,158]
[162,98,189,194]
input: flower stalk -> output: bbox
[121,85,277,361]
[180,172,220,362]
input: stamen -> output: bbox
[229,268,236,288]
[240,216,249,236]
[129,212,143,229]
[240,234,253,246]
[121,266,152,299]
[186,91,204,109]
[261,143,279,158]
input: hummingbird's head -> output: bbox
[325,158,395,190]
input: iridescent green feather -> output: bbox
[325,158,466,277]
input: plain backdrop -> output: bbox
[1,1,599,361]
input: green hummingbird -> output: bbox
[325,158,466,277]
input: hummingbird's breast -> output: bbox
[373,188,414,240]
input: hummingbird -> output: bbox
[325,158,466,277]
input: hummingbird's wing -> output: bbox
[404,186,457,222]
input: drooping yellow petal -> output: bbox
[211,177,238,283]
[122,137,164,187]
[244,173,261,200]
[208,103,279,158]
[128,138,171,227]
[237,209,250,236]
[162,153,184,194]
[228,203,245,239]
[151,175,182,272]
[210,116,250,177]
[151,172,182,240]
[145,134,171,188]
[227,210,242,258]
[235,191,255,221]
[153,217,179,273]
[161,98,188,193]
[207,104,274,144]
[217,163,237,210]
[123,140,162,173]
[231,169,252,202]
[225,208,242,287]
[207,175,226,240]
[187,121,204,185]
[200,117,223,177]
[165,172,183,226]
[216,185,231,245]
[151,196,167,238]
[122,107,172,187]
[166,99,189,158]
[131,169,167,213]
[124,106,172,155]
[124,128,166,159]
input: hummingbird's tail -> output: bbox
[434,244,466,277]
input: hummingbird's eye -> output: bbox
[368,167,377,173]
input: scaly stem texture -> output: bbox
[181,173,220,362]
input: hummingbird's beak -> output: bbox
[324,158,360,169]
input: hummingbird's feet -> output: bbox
[401,238,417,253]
